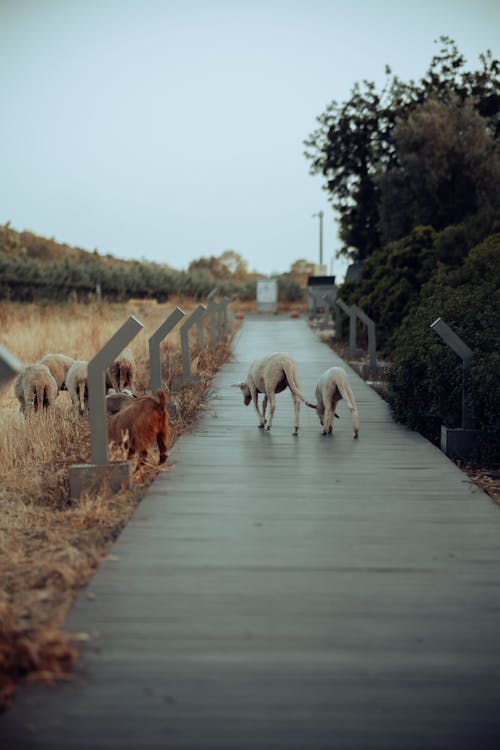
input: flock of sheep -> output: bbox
[12,348,168,466]
[12,350,359,469]
[14,348,136,416]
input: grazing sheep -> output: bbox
[107,389,169,465]
[106,390,137,415]
[311,366,359,438]
[106,347,136,393]
[66,360,89,416]
[38,353,74,392]
[235,352,313,436]
[14,364,58,414]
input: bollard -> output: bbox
[179,305,207,385]
[336,299,357,355]
[0,345,21,390]
[149,307,185,393]
[430,316,479,460]
[207,288,219,345]
[352,304,378,372]
[69,315,144,501]
[219,297,230,339]
[334,304,342,340]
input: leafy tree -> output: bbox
[218,250,248,280]
[304,37,500,262]
[377,95,500,243]
[289,259,316,286]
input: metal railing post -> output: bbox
[0,345,21,390]
[148,307,185,394]
[352,304,378,371]
[88,315,144,465]
[180,305,207,384]
[207,288,219,345]
[336,299,357,354]
[430,317,474,430]
[219,297,230,338]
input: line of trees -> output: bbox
[304,38,500,454]
[0,224,305,304]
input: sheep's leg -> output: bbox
[323,404,334,434]
[252,391,266,428]
[262,394,268,426]
[78,382,86,415]
[157,432,168,464]
[265,393,276,431]
[292,396,300,436]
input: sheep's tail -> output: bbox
[34,383,44,411]
[156,389,166,412]
[282,362,313,406]
[337,378,359,437]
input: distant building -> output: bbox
[256,279,278,313]
[306,275,336,317]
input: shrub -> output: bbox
[386,234,500,456]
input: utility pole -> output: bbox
[312,211,324,268]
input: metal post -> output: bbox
[88,315,144,465]
[180,305,207,384]
[207,288,219,345]
[352,304,377,371]
[0,345,21,390]
[196,315,205,347]
[430,317,474,430]
[337,298,357,355]
[334,303,341,339]
[312,211,324,267]
[219,297,230,338]
[148,307,185,394]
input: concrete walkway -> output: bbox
[2,315,500,749]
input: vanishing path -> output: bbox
[2,315,500,749]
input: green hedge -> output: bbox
[386,234,500,455]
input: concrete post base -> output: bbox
[441,426,481,462]
[69,461,132,501]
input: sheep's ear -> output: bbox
[230,383,244,389]
[305,401,317,410]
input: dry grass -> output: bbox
[0,299,239,707]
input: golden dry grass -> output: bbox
[0,299,239,707]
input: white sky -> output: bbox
[1,0,499,280]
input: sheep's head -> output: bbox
[231,382,251,405]
[239,383,251,405]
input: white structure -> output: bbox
[256,279,278,313]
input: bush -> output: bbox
[386,234,500,456]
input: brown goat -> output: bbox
[107,389,169,465]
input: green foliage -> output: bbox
[305,37,500,262]
[0,225,263,304]
[377,96,500,244]
[277,275,304,303]
[386,234,500,453]
[339,209,500,354]
[340,226,437,353]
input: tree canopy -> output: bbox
[304,37,500,262]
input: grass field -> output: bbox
[0,298,239,706]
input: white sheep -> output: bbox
[38,353,75,392]
[14,364,58,414]
[66,360,89,416]
[235,352,313,436]
[311,366,359,438]
[105,389,137,415]
[106,347,136,393]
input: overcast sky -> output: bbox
[1,0,499,280]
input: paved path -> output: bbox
[2,315,500,749]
